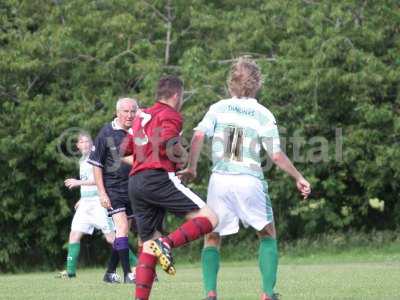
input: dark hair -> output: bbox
[156,75,183,100]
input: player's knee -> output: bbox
[204,233,220,247]
[105,233,115,244]
[257,222,276,239]
[200,206,219,228]
[115,222,129,237]
[209,210,219,228]
[69,231,82,243]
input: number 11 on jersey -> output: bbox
[224,125,244,162]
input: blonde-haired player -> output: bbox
[180,57,311,300]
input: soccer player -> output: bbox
[179,57,311,300]
[125,75,218,300]
[57,132,115,279]
[88,98,139,284]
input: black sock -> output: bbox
[118,248,131,277]
[106,248,119,273]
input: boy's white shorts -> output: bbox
[71,198,114,235]
[207,172,274,236]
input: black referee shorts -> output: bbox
[107,189,134,219]
[128,169,205,241]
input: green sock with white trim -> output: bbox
[201,246,220,296]
[259,237,278,297]
[66,243,80,276]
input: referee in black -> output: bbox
[88,97,138,284]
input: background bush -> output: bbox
[0,0,399,272]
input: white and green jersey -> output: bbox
[79,156,98,200]
[195,97,281,180]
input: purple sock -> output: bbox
[114,237,129,250]
[114,237,130,276]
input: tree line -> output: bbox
[0,0,399,271]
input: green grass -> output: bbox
[1,250,400,300]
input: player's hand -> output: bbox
[177,167,197,182]
[100,192,112,209]
[296,177,311,200]
[65,178,81,189]
[74,200,81,210]
[175,162,187,170]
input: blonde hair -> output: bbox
[228,57,262,98]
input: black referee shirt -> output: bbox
[88,119,131,194]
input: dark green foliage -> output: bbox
[0,0,399,271]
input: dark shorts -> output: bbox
[128,169,205,241]
[107,188,134,219]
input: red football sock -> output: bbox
[165,217,213,248]
[135,252,157,300]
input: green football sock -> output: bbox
[259,237,278,297]
[201,246,220,295]
[66,243,80,276]
[128,248,138,267]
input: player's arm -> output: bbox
[270,151,302,180]
[177,130,205,180]
[88,130,112,209]
[269,151,310,199]
[260,113,311,199]
[177,106,215,181]
[79,179,96,186]
[64,178,95,189]
[187,130,205,172]
[92,166,112,209]
[121,155,133,165]
[92,166,107,195]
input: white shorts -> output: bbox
[207,173,273,236]
[71,198,114,235]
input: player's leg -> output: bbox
[88,200,121,283]
[108,189,138,283]
[200,173,238,299]
[130,219,158,282]
[104,231,115,244]
[111,211,134,283]
[231,175,278,300]
[104,249,121,283]
[161,172,218,248]
[103,220,119,282]
[64,230,84,277]
[59,203,93,278]
[135,231,162,300]
[148,172,218,275]
[133,210,163,299]
[202,233,221,300]
[156,203,217,247]
[129,172,165,300]
[102,231,122,283]
[257,223,279,300]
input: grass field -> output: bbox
[1,247,400,300]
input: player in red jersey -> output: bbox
[124,75,218,300]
